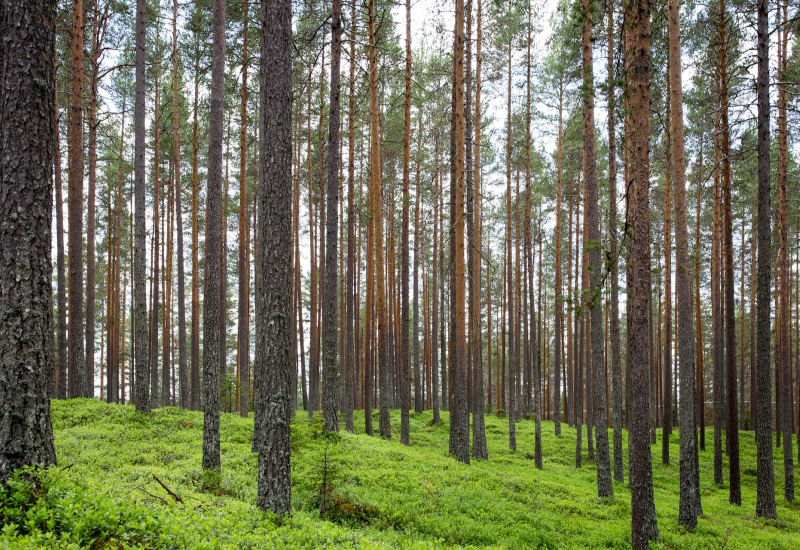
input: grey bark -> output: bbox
[0,0,58,482]
[322,0,342,433]
[254,0,293,515]
[133,0,150,413]
[202,0,226,471]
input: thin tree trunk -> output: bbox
[322,0,343,433]
[668,0,700,525]
[581,0,612,497]
[133,0,150,413]
[344,0,357,433]
[54,77,68,400]
[237,0,250,417]
[662,62,673,465]
[718,0,740,504]
[190,28,201,412]
[68,0,86,398]
[607,0,623,482]
[400,0,412,444]
[754,0,777,518]
[472,0,488,459]
[777,0,794,502]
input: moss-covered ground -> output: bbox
[1,399,799,548]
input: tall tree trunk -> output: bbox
[695,140,706,452]
[133,0,150,413]
[150,41,162,408]
[202,0,226,471]
[754,0,777,518]
[447,0,469,464]
[400,0,412,444]
[662,61,673,465]
[173,0,188,409]
[777,0,794,502]
[553,52,564,437]
[718,0,740,504]
[607,0,623,482]
[322,0,343,433]
[237,0,250,417]
[505,39,516,450]
[86,3,109,400]
[582,0,612,497]
[668,0,700,526]
[54,77,68,400]
[344,0,357,433]
[68,0,86,398]
[366,0,389,439]
[432,130,441,425]
[190,29,201,412]
[0,0,58,482]
[626,0,659,543]
[472,0,488,459]
[255,0,292,515]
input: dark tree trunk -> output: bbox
[254,0,292,515]
[754,0,776,518]
[68,0,86,399]
[607,0,623,483]
[400,0,412,444]
[322,0,342,433]
[668,0,700,527]
[626,0,659,544]
[344,0,357,433]
[133,0,150,413]
[718,0,740,505]
[237,0,250,417]
[0,0,58,482]
[582,0,612,498]
[202,0,226,471]
[190,30,201,411]
[472,0,488,460]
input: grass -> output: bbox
[1,399,798,548]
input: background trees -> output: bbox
[10,0,800,534]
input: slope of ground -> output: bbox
[1,399,798,548]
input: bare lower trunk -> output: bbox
[0,0,58,481]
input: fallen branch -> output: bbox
[186,494,226,508]
[152,474,184,504]
[130,485,168,505]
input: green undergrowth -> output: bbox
[1,399,798,548]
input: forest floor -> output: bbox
[1,399,799,548]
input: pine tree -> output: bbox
[0,0,58,483]
[254,0,293,515]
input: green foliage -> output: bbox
[2,400,799,549]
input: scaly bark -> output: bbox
[626,0,659,544]
[133,0,150,413]
[322,0,343,433]
[202,0,226,471]
[0,0,58,482]
[255,0,292,515]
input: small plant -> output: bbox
[495,408,506,418]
